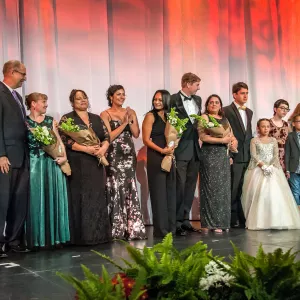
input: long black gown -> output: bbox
[146,110,176,237]
[59,111,111,245]
[199,116,231,229]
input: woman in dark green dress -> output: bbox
[25,93,70,248]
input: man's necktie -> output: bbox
[238,105,247,111]
[11,90,25,119]
[180,92,192,101]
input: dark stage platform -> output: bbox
[1,224,300,299]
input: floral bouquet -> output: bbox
[161,108,189,172]
[59,118,109,166]
[31,126,72,176]
[191,114,238,153]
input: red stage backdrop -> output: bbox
[1,0,299,223]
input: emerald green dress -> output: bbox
[26,115,70,248]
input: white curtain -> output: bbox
[1,0,300,223]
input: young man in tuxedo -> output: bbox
[170,72,202,236]
[0,60,29,258]
[223,82,253,228]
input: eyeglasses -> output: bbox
[278,106,290,112]
[13,70,26,77]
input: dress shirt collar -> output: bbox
[1,81,15,93]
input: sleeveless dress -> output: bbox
[199,116,231,229]
[146,110,176,237]
[242,137,300,230]
[106,112,146,240]
[26,115,70,248]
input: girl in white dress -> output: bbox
[242,118,300,230]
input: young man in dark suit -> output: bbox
[0,60,29,258]
[223,82,253,228]
[285,114,300,206]
[170,72,202,235]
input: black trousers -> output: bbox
[176,157,200,228]
[0,160,29,246]
[230,162,248,225]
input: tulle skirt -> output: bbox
[241,166,300,230]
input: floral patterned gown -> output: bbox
[26,115,70,248]
[269,119,289,171]
[106,119,146,240]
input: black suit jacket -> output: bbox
[170,92,202,161]
[223,102,253,163]
[285,132,300,173]
[0,82,27,168]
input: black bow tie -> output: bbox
[180,92,192,101]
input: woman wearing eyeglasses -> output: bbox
[269,99,290,171]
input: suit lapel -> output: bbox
[292,132,300,151]
[0,83,24,120]
[231,102,246,134]
[245,108,252,132]
[175,92,188,117]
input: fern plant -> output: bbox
[95,233,213,299]
[57,264,148,300]
[226,243,300,300]
[58,234,300,300]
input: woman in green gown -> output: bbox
[25,93,70,248]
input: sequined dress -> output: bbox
[242,137,300,230]
[199,116,231,229]
[106,119,146,240]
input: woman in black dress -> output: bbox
[100,85,146,240]
[59,89,111,245]
[142,90,176,237]
[199,94,235,233]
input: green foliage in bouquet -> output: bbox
[32,126,55,145]
[190,114,220,129]
[167,108,189,137]
[59,118,80,132]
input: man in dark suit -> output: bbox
[0,60,29,258]
[170,72,202,235]
[285,114,300,205]
[223,82,253,228]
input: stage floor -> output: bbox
[1,224,300,299]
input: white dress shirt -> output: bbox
[233,101,247,129]
[180,90,198,122]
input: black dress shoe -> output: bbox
[181,223,202,233]
[0,250,8,258]
[230,222,240,228]
[176,227,187,236]
[9,245,31,253]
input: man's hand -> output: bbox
[0,156,11,174]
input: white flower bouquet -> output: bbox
[59,117,109,166]
[191,114,238,153]
[161,108,189,172]
[31,125,71,176]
